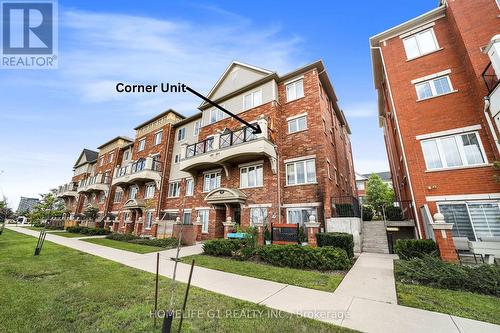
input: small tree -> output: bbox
[0,199,14,222]
[29,193,65,223]
[365,173,394,214]
[83,206,99,222]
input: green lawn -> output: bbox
[0,229,354,333]
[50,231,86,238]
[396,282,500,325]
[182,254,345,292]
[82,237,166,253]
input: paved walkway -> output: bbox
[7,226,499,333]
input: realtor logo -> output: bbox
[1,0,58,69]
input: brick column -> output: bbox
[135,217,143,235]
[151,220,159,237]
[431,213,458,262]
[253,221,265,246]
[223,217,235,239]
[193,216,203,242]
[305,216,320,247]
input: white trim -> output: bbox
[183,208,192,212]
[411,69,451,84]
[247,203,273,208]
[416,125,482,140]
[425,163,492,173]
[286,112,308,121]
[282,202,321,208]
[399,22,436,39]
[195,206,211,210]
[283,75,304,86]
[238,160,264,168]
[203,168,222,174]
[162,209,179,213]
[243,88,263,111]
[283,154,316,164]
[426,193,500,202]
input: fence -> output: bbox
[271,223,299,244]
[332,196,361,218]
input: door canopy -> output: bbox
[205,188,247,204]
[123,199,145,209]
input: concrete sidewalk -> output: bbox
[7,226,499,333]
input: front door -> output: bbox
[233,206,241,226]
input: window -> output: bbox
[99,157,104,166]
[174,154,180,164]
[108,152,114,163]
[178,128,186,141]
[198,209,209,233]
[403,28,439,59]
[286,79,304,102]
[244,90,262,110]
[185,178,194,196]
[129,186,138,199]
[250,207,268,226]
[421,132,486,170]
[209,106,228,124]
[439,202,500,240]
[154,131,162,145]
[327,160,331,179]
[240,164,263,188]
[287,208,317,226]
[183,211,192,225]
[114,189,123,203]
[123,150,130,162]
[356,181,365,191]
[98,192,105,203]
[203,172,221,192]
[138,139,145,152]
[194,120,202,135]
[415,76,452,100]
[286,159,316,185]
[145,183,155,199]
[287,115,307,133]
[123,212,129,221]
[168,182,181,197]
[145,211,154,229]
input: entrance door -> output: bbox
[233,206,241,225]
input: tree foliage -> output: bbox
[0,199,14,221]
[29,193,65,223]
[83,206,99,221]
[365,173,394,213]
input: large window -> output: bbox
[439,202,500,240]
[168,182,181,197]
[129,186,138,199]
[250,207,268,226]
[240,164,263,188]
[286,159,316,185]
[287,207,317,226]
[154,131,162,145]
[178,128,186,141]
[203,172,221,192]
[286,79,304,102]
[415,76,452,100]
[145,183,155,199]
[244,90,262,110]
[145,211,154,229]
[287,115,307,133]
[403,28,439,59]
[185,178,194,196]
[198,209,209,233]
[209,106,228,124]
[113,189,123,203]
[138,139,145,151]
[183,211,192,225]
[421,132,486,170]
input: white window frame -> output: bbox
[174,154,180,164]
[145,211,154,229]
[185,178,194,196]
[287,114,308,133]
[209,105,227,124]
[129,186,139,199]
[168,182,181,198]
[240,164,264,189]
[198,209,209,233]
[420,131,488,171]
[154,131,163,145]
[415,75,453,100]
[113,189,123,203]
[286,207,317,226]
[99,157,104,166]
[177,128,186,142]
[402,28,439,60]
[194,120,202,136]
[123,150,130,162]
[243,89,263,110]
[108,152,114,163]
[138,139,145,152]
[145,183,156,199]
[183,210,192,225]
[285,78,304,102]
[203,172,221,192]
[285,158,317,186]
[250,207,268,226]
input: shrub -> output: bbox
[362,205,374,221]
[32,222,45,228]
[257,245,350,271]
[316,232,354,259]
[232,247,255,261]
[106,233,138,241]
[66,226,82,233]
[66,226,110,235]
[395,255,500,296]
[394,239,437,259]
[129,238,178,248]
[384,205,403,221]
[202,239,245,257]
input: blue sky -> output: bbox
[0,0,438,208]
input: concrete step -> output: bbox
[362,222,389,253]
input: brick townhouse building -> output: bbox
[55,60,356,239]
[370,0,500,246]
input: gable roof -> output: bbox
[199,61,273,108]
[97,136,133,150]
[361,171,392,182]
[133,109,185,130]
[74,149,98,168]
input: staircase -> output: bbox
[362,221,389,254]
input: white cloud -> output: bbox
[343,101,378,119]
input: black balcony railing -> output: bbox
[186,137,214,158]
[219,125,257,149]
[482,62,500,93]
[332,196,361,218]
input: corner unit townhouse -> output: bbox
[370,0,500,244]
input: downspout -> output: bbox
[483,96,500,155]
[371,45,423,239]
[275,144,281,224]
[156,125,173,216]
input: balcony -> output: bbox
[179,118,277,175]
[56,182,78,198]
[112,157,162,187]
[77,173,111,193]
[484,35,500,127]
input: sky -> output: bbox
[0,0,438,209]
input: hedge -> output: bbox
[394,239,437,259]
[362,205,374,221]
[66,226,111,236]
[106,233,139,241]
[257,245,351,271]
[128,238,178,248]
[395,255,500,296]
[385,205,403,221]
[202,239,245,257]
[316,232,354,259]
